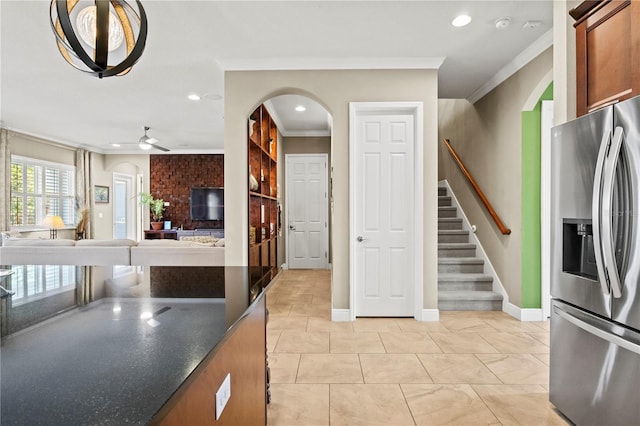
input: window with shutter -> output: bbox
[9,156,77,305]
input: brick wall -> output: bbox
[150,154,224,230]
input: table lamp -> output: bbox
[42,215,64,239]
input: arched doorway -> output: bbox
[249,94,333,270]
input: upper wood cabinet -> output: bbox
[572,0,640,116]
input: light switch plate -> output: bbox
[215,373,231,420]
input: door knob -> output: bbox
[289,224,296,231]
[357,236,366,242]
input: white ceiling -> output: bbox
[0,1,552,154]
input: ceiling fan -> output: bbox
[138,126,170,152]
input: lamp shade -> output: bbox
[49,0,148,78]
[43,215,65,229]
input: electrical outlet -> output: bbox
[215,373,231,420]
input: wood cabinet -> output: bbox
[144,230,178,240]
[151,294,267,425]
[573,0,640,116]
[248,104,279,277]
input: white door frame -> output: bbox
[113,173,135,240]
[285,153,330,270]
[348,102,424,321]
[541,100,554,319]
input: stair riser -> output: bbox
[437,186,501,312]
[438,247,476,257]
[438,300,502,311]
[438,208,457,218]
[438,263,484,273]
[438,221,463,230]
[438,282,493,291]
[438,234,469,244]
[438,197,452,207]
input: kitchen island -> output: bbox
[0,266,271,425]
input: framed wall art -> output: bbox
[95,185,109,204]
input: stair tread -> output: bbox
[438,243,476,248]
[438,273,493,282]
[438,290,503,301]
[438,230,469,234]
[438,258,484,264]
[438,206,456,210]
[438,217,462,222]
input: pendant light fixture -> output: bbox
[50,0,148,78]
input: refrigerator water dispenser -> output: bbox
[563,218,597,280]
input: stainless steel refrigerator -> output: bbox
[550,96,640,425]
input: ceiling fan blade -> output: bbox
[153,144,170,152]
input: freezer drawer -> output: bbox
[550,300,640,426]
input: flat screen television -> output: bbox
[190,187,224,221]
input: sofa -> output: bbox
[0,237,225,266]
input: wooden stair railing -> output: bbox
[443,139,511,235]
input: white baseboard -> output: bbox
[418,309,440,322]
[505,303,544,322]
[331,309,352,322]
[281,263,288,270]
[331,309,440,322]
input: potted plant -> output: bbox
[139,192,165,230]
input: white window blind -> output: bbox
[10,155,76,227]
[9,155,78,305]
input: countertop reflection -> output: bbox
[0,266,270,426]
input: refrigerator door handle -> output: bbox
[554,305,640,355]
[592,130,611,295]
[601,126,625,298]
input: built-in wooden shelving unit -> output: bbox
[248,104,279,276]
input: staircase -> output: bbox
[438,186,503,311]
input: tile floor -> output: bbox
[266,269,570,426]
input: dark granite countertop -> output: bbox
[0,266,269,426]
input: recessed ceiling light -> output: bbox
[495,17,511,29]
[452,15,472,27]
[187,93,201,101]
[111,143,121,147]
[295,105,306,112]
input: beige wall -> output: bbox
[90,154,149,240]
[224,69,439,311]
[9,131,75,165]
[438,47,552,307]
[281,136,332,266]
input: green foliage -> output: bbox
[139,192,165,222]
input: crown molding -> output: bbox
[467,29,553,104]
[5,126,223,155]
[282,130,331,138]
[264,99,331,138]
[218,56,445,71]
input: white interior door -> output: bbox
[286,154,329,269]
[353,112,415,317]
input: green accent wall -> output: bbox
[521,82,553,308]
